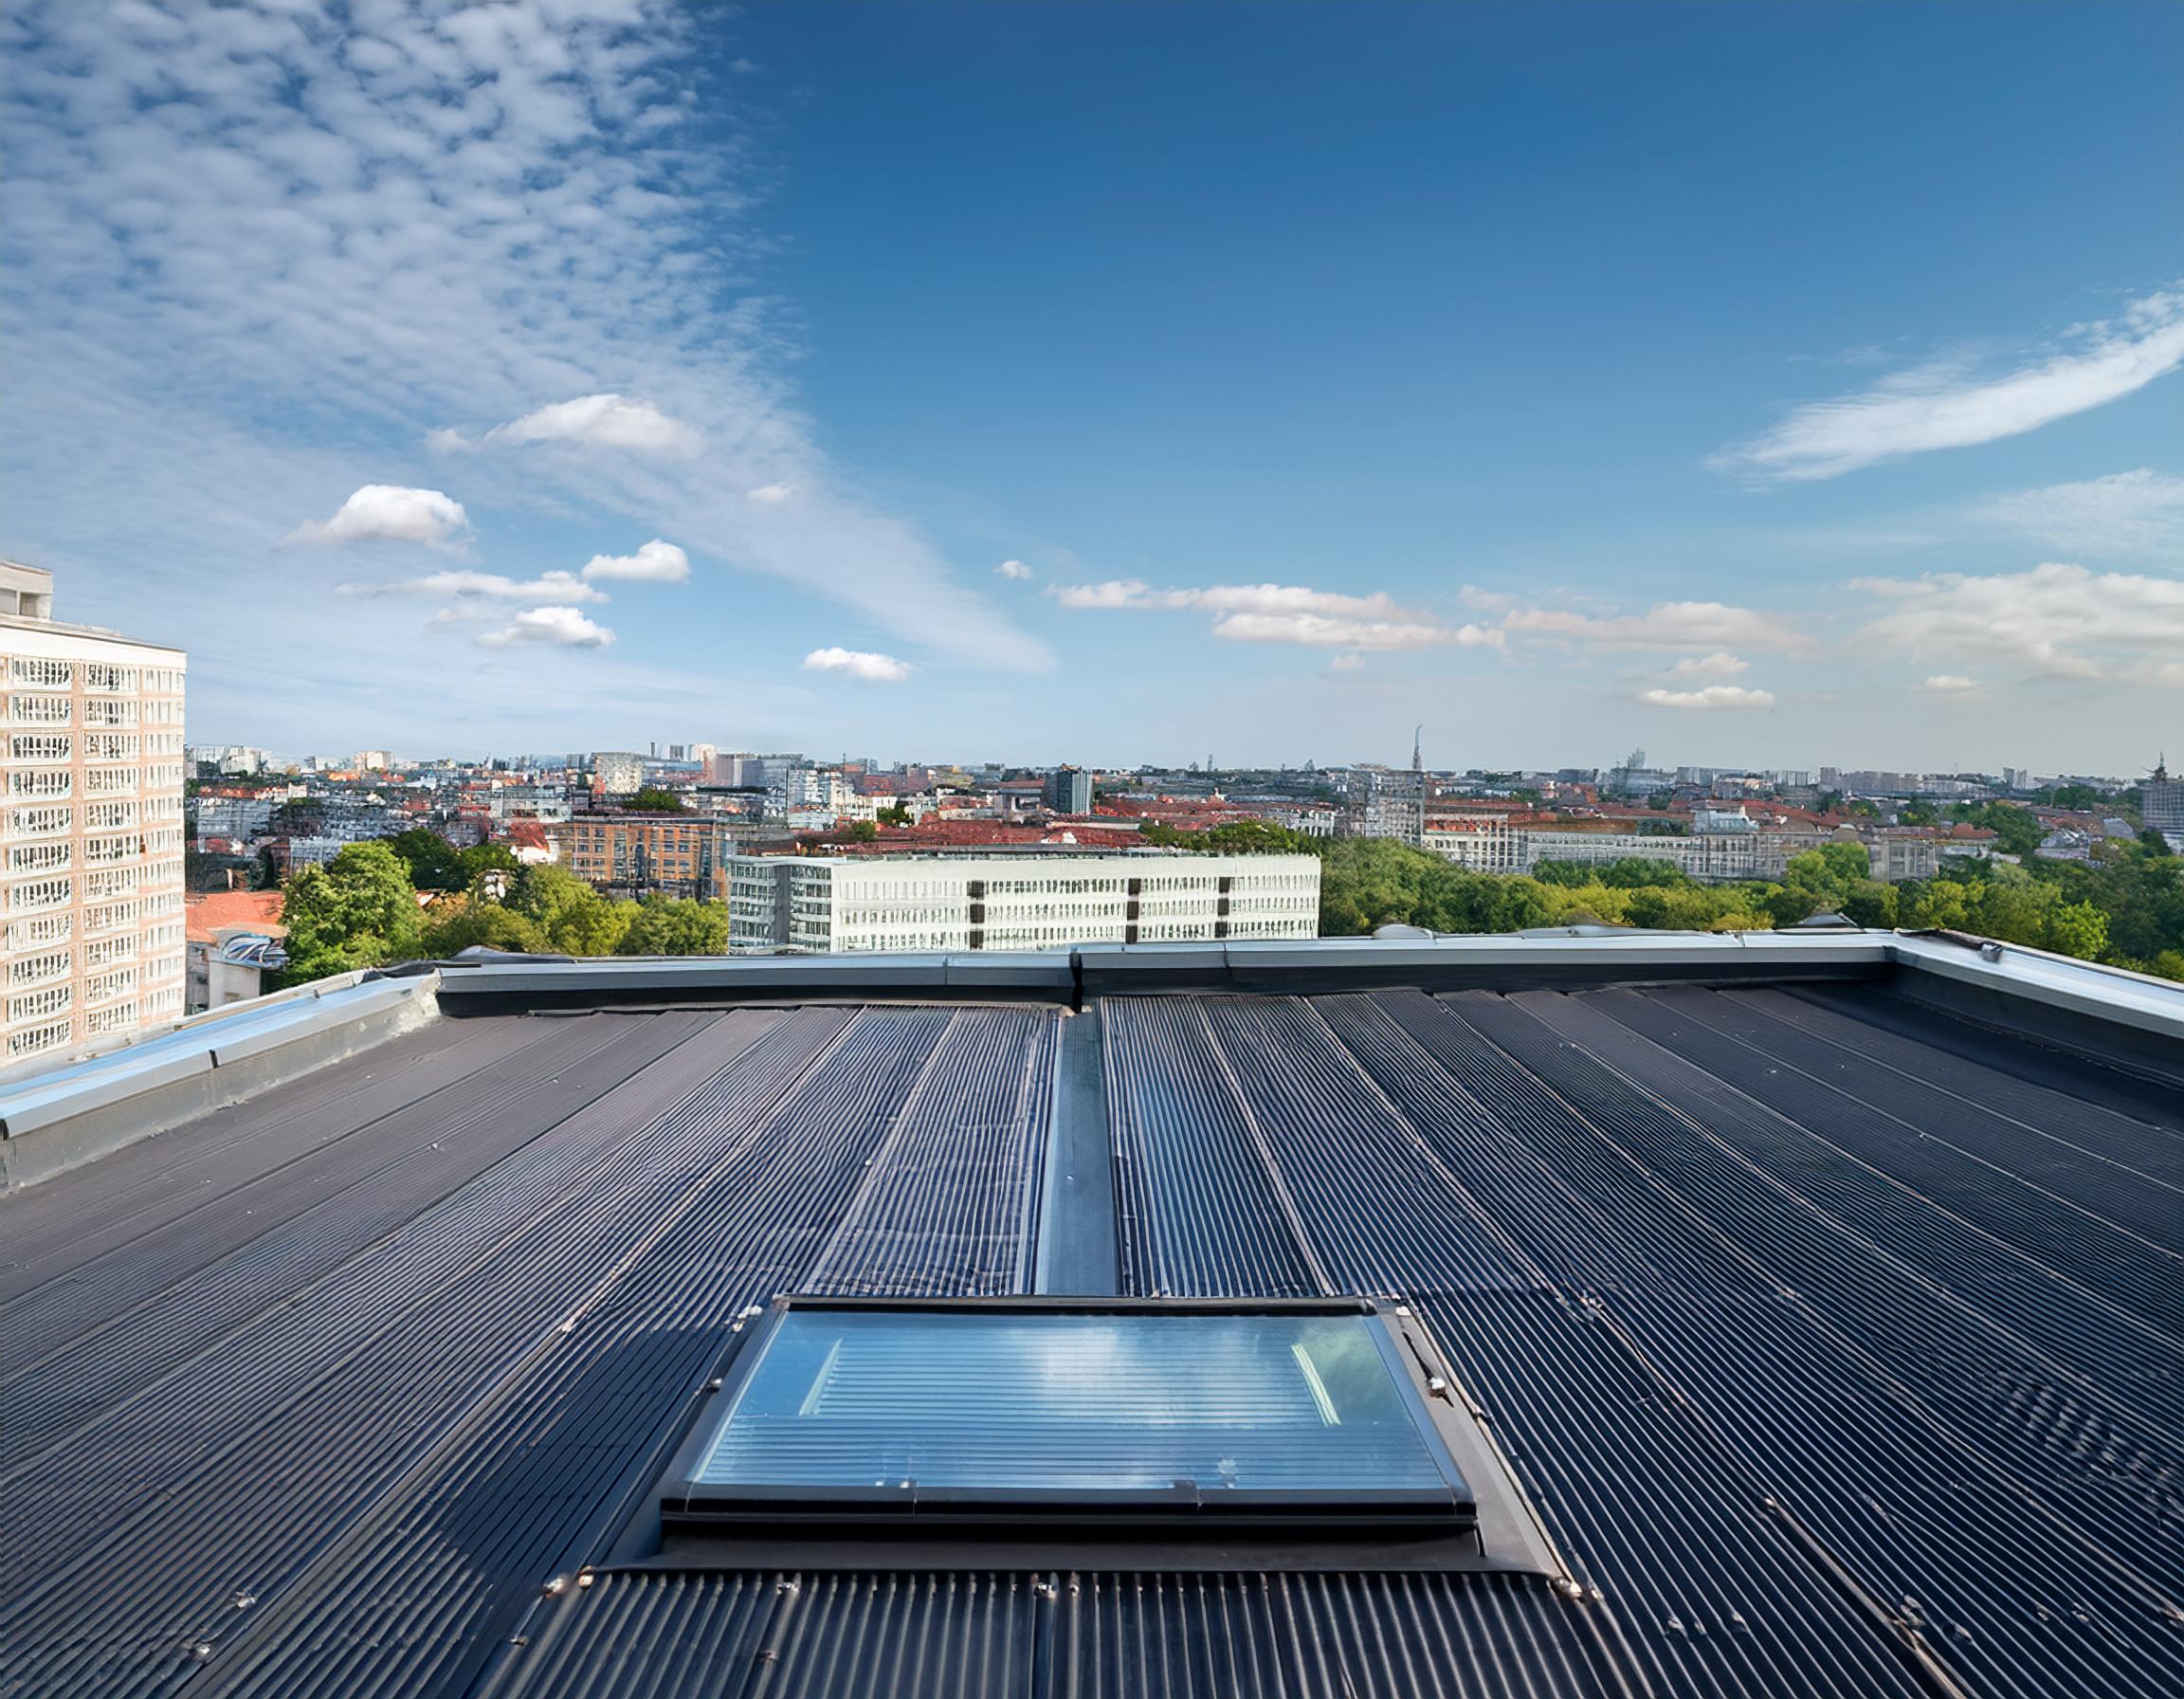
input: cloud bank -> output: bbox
[2,0,1048,683]
[1714,288,2184,480]
[1853,561,2184,685]
[1052,580,1503,651]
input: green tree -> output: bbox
[876,805,913,828]
[458,842,522,885]
[504,865,631,955]
[278,842,423,986]
[421,897,550,957]
[626,788,687,813]
[617,896,730,956]
[387,827,464,890]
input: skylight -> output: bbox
[666,1298,1480,1533]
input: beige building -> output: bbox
[1,562,188,1064]
[728,850,1321,954]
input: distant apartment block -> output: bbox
[554,811,737,897]
[1043,764,1094,814]
[1340,767,1425,845]
[1,561,188,1063]
[1425,807,1986,886]
[727,850,1320,954]
[590,750,646,795]
[2146,757,2183,851]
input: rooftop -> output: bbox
[1,932,2177,1698]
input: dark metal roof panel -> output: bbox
[2,980,2175,1699]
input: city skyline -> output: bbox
[5,2,2180,769]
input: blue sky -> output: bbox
[4,1,2179,773]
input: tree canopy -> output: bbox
[278,843,423,985]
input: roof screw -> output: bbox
[776,1578,799,1595]
[190,1643,216,1660]
[577,1571,595,1589]
[740,1305,764,1319]
[1393,1305,1412,1317]
[706,1377,724,1392]
[542,1576,567,1597]
[230,1591,257,1610]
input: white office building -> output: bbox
[728,851,1320,954]
[1,562,188,1064]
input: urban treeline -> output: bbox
[274,803,2183,989]
[1146,812,2182,979]
[276,832,727,987]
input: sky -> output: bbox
[3,0,2179,775]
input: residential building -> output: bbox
[1043,764,1094,814]
[183,889,287,1012]
[1425,807,1827,882]
[1339,766,1425,845]
[2146,755,2183,850]
[554,810,737,897]
[0,560,188,1062]
[591,751,646,796]
[727,850,1320,953]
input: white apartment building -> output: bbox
[1,562,188,1064]
[1424,809,1825,883]
[727,851,1320,954]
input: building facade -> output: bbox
[727,850,1320,954]
[554,810,737,897]
[2146,757,2183,851]
[1,561,188,1063]
[1424,809,1826,883]
[1043,765,1094,814]
[1340,767,1425,845]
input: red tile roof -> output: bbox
[184,889,286,945]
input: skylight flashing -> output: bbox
[644,1296,1572,1579]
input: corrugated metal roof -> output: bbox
[1,979,2176,1699]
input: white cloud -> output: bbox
[1922,675,1982,694]
[1327,653,1366,672]
[1051,579,1504,651]
[1713,288,2184,480]
[477,605,614,649]
[995,558,1033,580]
[744,484,795,505]
[1666,651,1751,677]
[1638,685,1777,710]
[284,484,468,547]
[803,646,911,682]
[1853,562,2184,685]
[1497,599,1805,652]
[478,393,702,456]
[1,0,1050,685]
[1974,467,2184,560]
[579,539,689,583]
[1212,611,1497,650]
[346,568,606,604]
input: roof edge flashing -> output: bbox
[0,972,441,1189]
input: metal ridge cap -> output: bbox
[1887,931,2184,1041]
[0,973,439,1140]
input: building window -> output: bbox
[9,656,74,689]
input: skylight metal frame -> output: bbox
[640,1295,1572,1579]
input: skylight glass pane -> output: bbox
[690,1308,1465,1498]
